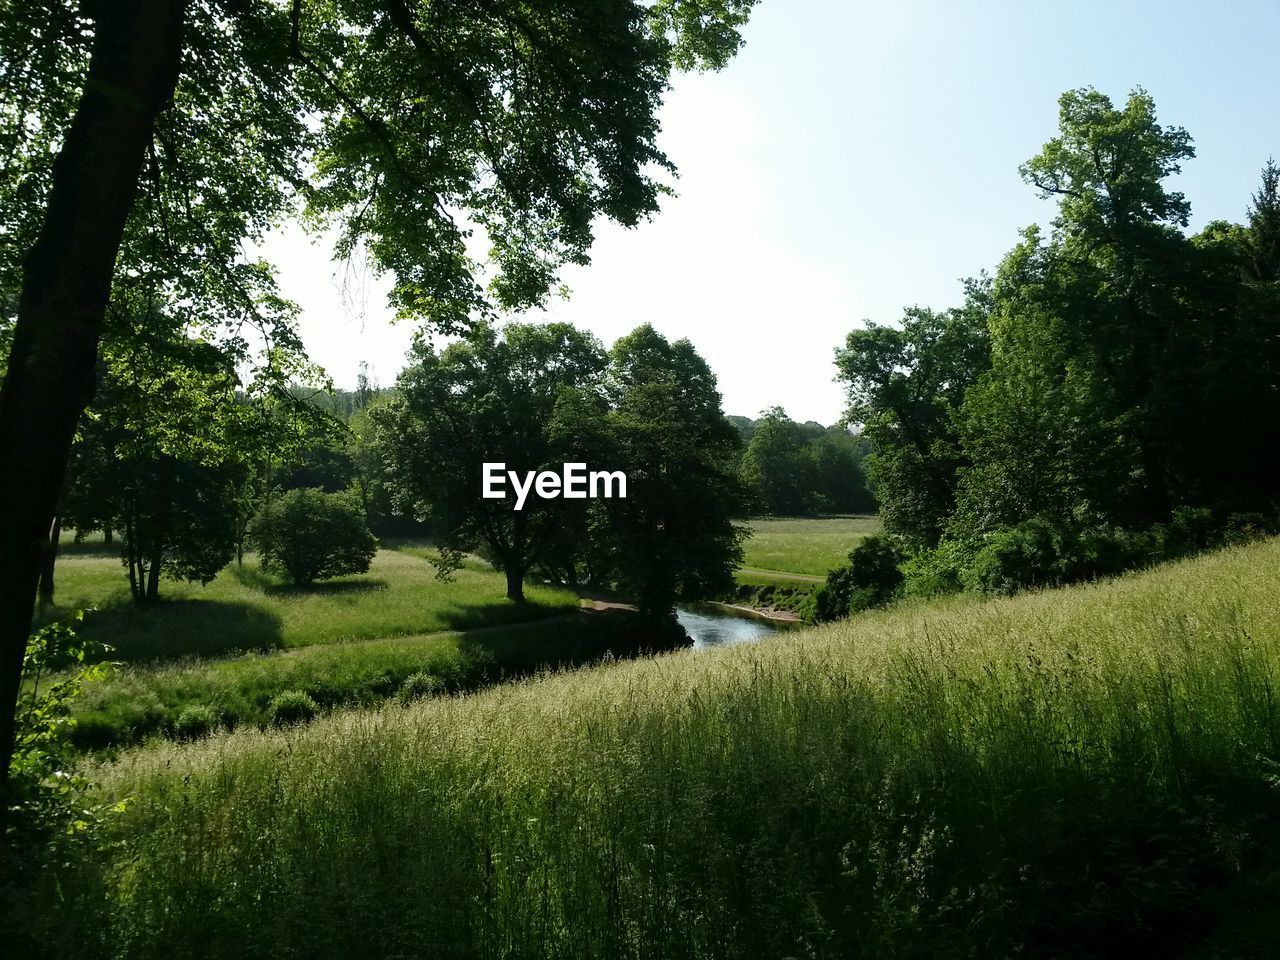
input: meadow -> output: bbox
[47,539,578,661]
[23,537,1280,958]
[40,542,597,747]
[737,514,880,578]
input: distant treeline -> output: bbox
[728,409,875,516]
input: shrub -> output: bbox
[267,689,319,727]
[1153,506,1217,559]
[812,535,905,621]
[902,539,975,599]
[173,704,220,740]
[962,518,1060,595]
[251,488,377,586]
[398,671,445,704]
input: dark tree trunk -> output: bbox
[505,565,526,604]
[36,514,62,609]
[103,527,114,546]
[0,0,185,795]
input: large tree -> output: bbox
[835,282,991,549]
[600,325,746,626]
[377,321,609,602]
[0,0,758,791]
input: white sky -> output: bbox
[259,0,1280,425]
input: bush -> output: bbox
[902,539,975,599]
[962,518,1060,595]
[173,704,220,740]
[1153,506,1217,559]
[267,689,318,727]
[398,671,445,704]
[251,488,377,586]
[812,535,905,621]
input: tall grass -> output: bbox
[29,540,1280,958]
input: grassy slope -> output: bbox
[737,515,880,577]
[36,539,1280,959]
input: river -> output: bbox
[675,603,793,651]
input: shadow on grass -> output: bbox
[432,598,573,634]
[227,563,389,597]
[453,606,688,679]
[77,599,284,664]
[55,538,120,558]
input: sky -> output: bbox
[260,0,1280,425]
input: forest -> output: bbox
[3,1,1280,957]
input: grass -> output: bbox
[43,545,578,662]
[67,609,647,749]
[23,538,1280,958]
[738,514,880,578]
[36,541,595,748]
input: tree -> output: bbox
[60,322,310,603]
[378,322,609,602]
[251,488,377,586]
[0,1,758,790]
[599,326,747,627]
[807,428,874,514]
[835,282,991,549]
[738,407,815,515]
[951,89,1280,538]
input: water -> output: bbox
[675,603,791,651]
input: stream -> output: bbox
[675,603,793,651]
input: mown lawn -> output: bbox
[25,538,1280,958]
[43,545,577,662]
[738,514,880,577]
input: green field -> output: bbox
[36,543,597,747]
[45,543,577,662]
[26,538,1280,958]
[738,515,881,579]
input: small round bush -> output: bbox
[173,704,221,740]
[397,671,444,704]
[250,488,378,586]
[267,689,319,727]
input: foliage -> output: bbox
[599,325,748,623]
[397,671,444,704]
[840,88,1280,598]
[29,539,1280,958]
[736,407,873,516]
[7,612,116,841]
[62,324,332,603]
[172,704,220,741]
[811,534,905,621]
[377,321,609,602]
[266,689,318,727]
[251,488,377,586]
[835,284,991,549]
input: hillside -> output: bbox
[25,539,1280,958]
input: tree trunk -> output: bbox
[142,457,175,603]
[104,527,114,546]
[36,514,62,609]
[505,565,526,604]
[0,0,185,795]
